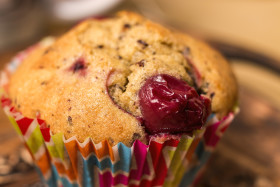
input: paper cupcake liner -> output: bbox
[0,38,238,187]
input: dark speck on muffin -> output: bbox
[136,59,145,67]
[131,133,141,144]
[210,92,215,99]
[108,137,114,145]
[41,81,47,85]
[123,23,131,29]
[160,41,172,48]
[68,116,73,126]
[197,87,206,95]
[73,59,86,72]
[137,40,149,49]
[43,47,53,55]
[68,58,88,76]
[182,46,191,57]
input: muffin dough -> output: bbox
[8,11,237,145]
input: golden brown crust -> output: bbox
[8,11,237,145]
[174,32,238,116]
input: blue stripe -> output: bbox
[207,113,216,122]
[79,142,132,186]
[39,164,79,187]
[179,142,211,187]
[83,142,132,173]
[51,164,79,187]
[36,142,132,186]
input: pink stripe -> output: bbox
[129,140,149,181]
[99,171,129,187]
[204,114,232,147]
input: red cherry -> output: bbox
[139,74,211,134]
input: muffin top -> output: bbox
[8,11,237,146]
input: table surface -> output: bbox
[0,52,279,186]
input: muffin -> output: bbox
[1,11,238,187]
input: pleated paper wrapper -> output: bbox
[0,38,238,187]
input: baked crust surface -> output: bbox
[8,11,237,145]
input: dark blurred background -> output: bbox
[0,0,279,186]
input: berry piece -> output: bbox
[139,74,211,134]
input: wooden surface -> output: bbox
[0,52,279,187]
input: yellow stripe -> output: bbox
[26,126,44,154]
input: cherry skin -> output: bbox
[139,74,211,134]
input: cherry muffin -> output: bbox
[1,11,238,187]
